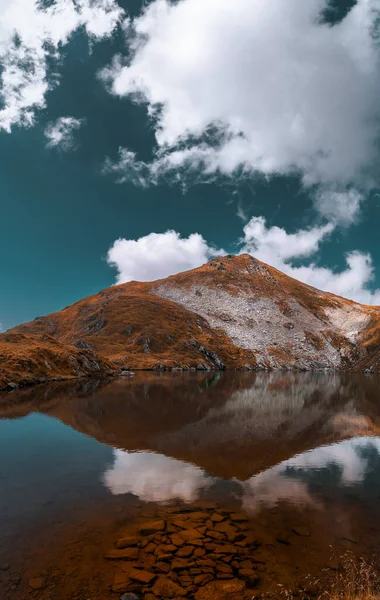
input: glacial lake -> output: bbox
[0,372,380,600]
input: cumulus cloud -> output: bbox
[241,217,335,263]
[0,0,125,132]
[314,189,364,227]
[241,216,380,304]
[102,0,380,221]
[45,116,84,150]
[103,450,213,502]
[107,230,224,284]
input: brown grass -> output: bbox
[274,554,380,600]
[324,554,380,600]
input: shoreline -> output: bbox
[0,363,375,394]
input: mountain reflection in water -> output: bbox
[1,371,380,600]
[103,436,380,511]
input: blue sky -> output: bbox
[1,0,380,330]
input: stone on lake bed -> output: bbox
[154,544,177,556]
[229,513,249,522]
[194,578,246,600]
[210,513,225,523]
[292,526,310,537]
[156,561,171,573]
[194,573,214,587]
[29,577,45,590]
[239,568,258,582]
[129,568,156,584]
[216,564,233,574]
[326,559,341,571]
[186,537,204,547]
[171,557,193,570]
[139,520,166,535]
[112,570,134,593]
[120,594,140,600]
[213,544,236,554]
[186,512,209,521]
[214,523,237,535]
[152,576,187,598]
[239,560,253,570]
[178,528,203,542]
[207,530,225,540]
[170,533,184,546]
[105,548,140,560]
[116,536,141,549]
[176,545,194,557]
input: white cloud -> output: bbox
[0,0,125,132]
[45,116,84,150]
[102,0,380,222]
[314,189,364,226]
[107,229,224,284]
[241,216,380,304]
[103,450,213,502]
[242,217,335,263]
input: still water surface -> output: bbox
[1,372,380,599]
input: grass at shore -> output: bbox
[271,554,380,600]
[302,554,380,600]
[325,554,379,600]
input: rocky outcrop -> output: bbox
[2,253,380,389]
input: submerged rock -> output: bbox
[139,520,166,535]
[152,575,187,598]
[29,577,45,590]
[194,578,246,600]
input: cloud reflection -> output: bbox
[242,436,380,512]
[103,450,213,502]
[103,437,380,510]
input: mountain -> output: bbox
[2,254,380,389]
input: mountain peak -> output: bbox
[2,257,380,389]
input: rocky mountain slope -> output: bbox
[2,254,380,389]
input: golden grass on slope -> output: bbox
[8,282,257,371]
[0,332,114,390]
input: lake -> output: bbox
[0,372,380,600]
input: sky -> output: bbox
[1,0,380,330]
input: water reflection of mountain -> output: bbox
[1,372,380,482]
[102,436,380,511]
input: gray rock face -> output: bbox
[153,277,370,370]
